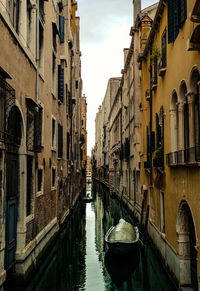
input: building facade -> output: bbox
[0,0,84,287]
[93,0,200,289]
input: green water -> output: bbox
[7,181,178,291]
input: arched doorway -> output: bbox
[5,105,22,270]
[176,201,198,290]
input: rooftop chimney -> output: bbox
[133,0,141,25]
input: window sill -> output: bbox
[52,93,57,100]
[158,67,166,77]
[51,147,56,152]
[51,186,56,191]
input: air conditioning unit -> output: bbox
[145,89,150,101]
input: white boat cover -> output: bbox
[109,219,136,242]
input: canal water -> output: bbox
[7,181,177,291]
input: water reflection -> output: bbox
[7,181,177,291]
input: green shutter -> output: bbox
[59,15,65,43]
[161,30,167,67]
[58,65,64,102]
[168,0,179,43]
[58,124,63,158]
[179,0,187,26]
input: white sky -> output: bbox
[77,0,158,155]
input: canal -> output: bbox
[7,181,177,291]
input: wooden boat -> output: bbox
[105,249,140,286]
[105,219,139,255]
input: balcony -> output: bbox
[166,146,200,166]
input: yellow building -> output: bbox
[140,0,200,288]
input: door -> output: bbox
[5,152,19,270]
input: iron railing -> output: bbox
[166,146,200,166]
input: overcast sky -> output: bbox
[77,0,158,155]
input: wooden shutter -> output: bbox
[58,65,64,102]
[161,30,167,67]
[67,132,70,160]
[168,0,179,43]
[179,0,187,26]
[58,124,63,158]
[151,131,155,153]
[59,15,65,43]
[154,58,158,84]
[34,107,42,153]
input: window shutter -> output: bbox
[34,107,42,153]
[156,113,159,148]
[168,0,179,43]
[58,124,63,158]
[151,131,155,153]
[154,58,158,84]
[179,0,187,26]
[147,126,150,156]
[59,15,65,43]
[52,118,55,147]
[58,65,64,102]
[161,30,167,67]
[67,132,70,160]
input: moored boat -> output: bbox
[105,219,139,255]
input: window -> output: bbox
[76,80,78,89]
[37,168,43,195]
[67,132,70,160]
[52,117,56,149]
[161,30,167,67]
[168,0,187,43]
[153,57,158,85]
[58,65,64,102]
[26,155,33,216]
[39,22,44,69]
[160,191,165,233]
[7,0,20,32]
[59,15,65,43]
[51,167,56,188]
[52,53,56,92]
[26,107,34,151]
[52,23,57,52]
[58,123,63,158]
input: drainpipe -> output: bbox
[36,0,39,104]
[69,46,73,209]
[149,47,153,187]
[128,70,131,200]
[120,87,122,173]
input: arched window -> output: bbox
[190,68,200,148]
[180,82,189,150]
[170,91,178,152]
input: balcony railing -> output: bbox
[166,146,200,166]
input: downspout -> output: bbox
[128,70,131,200]
[149,47,153,186]
[36,0,39,104]
[69,47,73,209]
[120,87,122,173]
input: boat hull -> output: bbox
[106,240,139,255]
[105,221,139,255]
